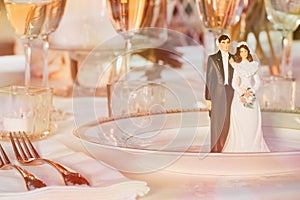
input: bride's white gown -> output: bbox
[222,60,270,152]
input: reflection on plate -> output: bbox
[74,110,300,175]
[0,55,25,86]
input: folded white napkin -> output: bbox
[0,139,149,200]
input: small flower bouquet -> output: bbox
[240,87,256,108]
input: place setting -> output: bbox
[0,63,149,199]
[0,79,149,199]
[1,0,300,199]
[0,84,149,199]
[0,0,152,199]
[0,134,149,199]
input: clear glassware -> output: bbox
[40,0,66,86]
[0,85,53,141]
[194,0,243,51]
[4,0,51,86]
[47,0,122,97]
[40,0,71,122]
[264,0,300,78]
[105,0,168,81]
[107,79,166,117]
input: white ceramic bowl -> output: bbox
[74,110,300,175]
[0,55,25,86]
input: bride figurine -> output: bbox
[222,42,270,152]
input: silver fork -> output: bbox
[9,131,90,186]
[0,142,47,190]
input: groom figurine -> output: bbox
[205,34,234,153]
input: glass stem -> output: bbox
[115,35,132,81]
[281,31,293,78]
[42,35,49,86]
[24,40,32,86]
[124,37,132,74]
[119,1,131,78]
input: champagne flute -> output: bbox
[40,0,66,86]
[264,0,300,78]
[4,0,51,86]
[106,0,167,81]
[41,0,70,122]
[195,0,243,50]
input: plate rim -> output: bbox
[73,109,300,155]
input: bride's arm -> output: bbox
[252,62,261,91]
[232,70,242,95]
[253,73,261,91]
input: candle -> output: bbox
[3,109,34,132]
[0,85,53,141]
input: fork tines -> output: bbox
[10,131,38,162]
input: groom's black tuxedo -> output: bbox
[205,50,234,153]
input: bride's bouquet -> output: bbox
[240,87,256,108]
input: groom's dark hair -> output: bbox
[218,35,230,43]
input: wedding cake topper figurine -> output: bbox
[205,36,269,153]
[205,34,234,153]
[222,42,270,152]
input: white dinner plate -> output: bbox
[74,110,300,175]
[0,55,25,86]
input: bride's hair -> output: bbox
[234,44,253,63]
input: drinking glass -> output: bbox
[39,0,70,122]
[4,0,51,86]
[107,80,166,117]
[40,0,66,86]
[0,85,53,141]
[106,0,167,81]
[264,0,300,78]
[194,0,243,50]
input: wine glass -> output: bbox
[41,0,70,122]
[194,0,243,51]
[264,0,300,78]
[4,0,51,86]
[40,0,66,86]
[105,0,167,81]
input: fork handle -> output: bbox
[38,158,90,186]
[9,164,47,190]
[41,158,73,172]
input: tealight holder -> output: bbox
[258,76,296,110]
[0,85,53,141]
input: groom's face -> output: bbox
[219,39,230,52]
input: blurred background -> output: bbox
[1,0,299,56]
[0,0,300,73]
[1,0,300,104]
